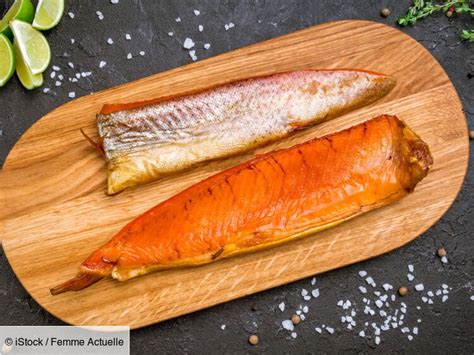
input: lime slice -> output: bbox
[14,38,43,89]
[10,19,50,74]
[0,0,34,38]
[32,0,64,31]
[0,34,15,86]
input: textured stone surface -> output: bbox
[0,0,473,353]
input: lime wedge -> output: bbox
[10,19,50,74]
[0,34,15,86]
[0,0,34,38]
[32,0,64,31]
[14,38,43,89]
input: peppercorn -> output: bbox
[291,314,301,325]
[381,8,391,18]
[437,247,447,257]
[398,286,408,296]
[248,335,259,345]
[469,131,474,140]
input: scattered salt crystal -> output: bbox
[366,276,375,286]
[224,22,235,30]
[436,289,442,296]
[471,295,474,301]
[291,332,297,339]
[407,273,415,281]
[413,327,418,335]
[416,306,421,310]
[50,71,56,79]
[401,327,410,333]
[375,336,381,345]
[175,17,181,22]
[58,74,64,80]
[68,12,75,19]
[380,310,387,317]
[359,286,367,294]
[341,316,346,323]
[168,32,174,36]
[127,53,132,59]
[107,38,114,45]
[363,297,368,303]
[220,324,226,330]
[441,256,448,264]
[382,283,393,291]
[442,295,448,302]
[408,335,413,341]
[417,319,422,323]
[296,310,301,315]
[301,289,308,297]
[183,37,195,49]
[310,278,316,286]
[55,81,61,87]
[415,284,424,291]
[204,43,211,50]
[326,327,334,334]
[442,284,449,289]
[278,302,285,312]
[401,307,407,314]
[300,314,305,321]
[99,61,107,68]
[42,88,50,93]
[125,33,131,40]
[374,291,381,296]
[311,289,320,298]
[111,0,119,3]
[75,73,81,79]
[282,320,294,331]
[428,299,434,304]
[391,294,396,301]
[392,322,398,328]
[358,330,365,337]
[347,324,353,330]
[198,25,203,32]
[68,62,74,69]
[380,295,388,302]
[303,306,309,313]
[351,309,356,317]
[70,38,75,44]
[139,51,145,56]
[315,327,322,333]
[72,78,78,82]
[83,71,92,77]
[194,9,200,16]
[337,300,343,307]
[53,65,60,71]
[401,302,407,308]
[358,271,367,277]
[375,328,381,336]
[408,264,414,272]
[346,316,353,323]
[304,296,311,301]
[96,11,104,20]
[68,92,75,98]
[427,291,434,297]
[381,324,389,331]
[375,300,383,308]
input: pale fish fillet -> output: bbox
[97,70,396,194]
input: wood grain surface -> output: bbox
[0,20,468,328]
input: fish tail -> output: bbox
[50,273,103,295]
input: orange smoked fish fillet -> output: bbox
[51,115,432,295]
[97,70,396,194]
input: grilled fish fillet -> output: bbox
[51,115,432,295]
[97,70,396,194]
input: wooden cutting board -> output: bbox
[0,20,468,328]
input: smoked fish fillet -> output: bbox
[97,70,396,194]
[51,115,432,295]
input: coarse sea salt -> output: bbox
[311,277,316,286]
[382,283,393,291]
[125,33,131,40]
[442,295,448,302]
[111,0,119,4]
[301,289,308,297]
[408,335,413,341]
[107,38,114,45]
[194,9,200,16]
[68,12,75,19]
[471,295,474,301]
[189,50,197,61]
[183,37,195,49]
[408,264,414,272]
[220,324,226,330]
[427,291,434,297]
[358,271,367,277]
[127,53,132,59]
[53,65,60,71]
[175,17,181,22]
[312,289,320,298]
[315,327,322,334]
[50,71,56,79]
[70,38,75,44]
[282,320,294,331]
[326,327,334,334]
[407,273,415,281]
[441,256,448,264]
[68,62,74,69]
[99,61,107,68]
[375,336,381,345]
[291,332,297,338]
[96,11,104,20]
[139,51,145,56]
[168,32,174,36]
[415,284,424,291]
[303,306,309,313]
[358,330,365,337]
[413,327,418,335]
[68,92,75,98]
[359,286,367,294]
[198,25,203,32]
[204,43,211,49]
[55,81,61,87]
[43,88,50,93]
[278,302,285,312]
[375,300,383,308]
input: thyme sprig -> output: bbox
[398,0,474,42]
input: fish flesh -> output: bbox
[97,70,396,194]
[51,115,432,294]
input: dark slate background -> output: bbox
[1,1,473,353]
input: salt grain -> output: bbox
[326,327,334,334]
[300,314,305,321]
[68,62,74,69]
[303,306,309,313]
[408,264,414,272]
[401,327,410,333]
[359,286,367,294]
[204,43,211,50]
[96,11,104,20]
[375,300,383,308]
[99,61,107,68]
[68,92,75,98]
[382,283,393,291]
[175,17,181,22]
[220,324,226,330]
[311,277,316,286]
[139,51,145,56]
[291,332,297,338]
[315,327,322,333]
[337,300,343,307]
[168,32,174,36]
[282,320,294,331]
[53,65,60,71]
[111,0,119,3]
[278,302,285,312]
[42,88,50,93]
[312,289,320,298]
[471,295,474,301]
[183,37,195,49]
[408,335,413,341]
[68,12,75,19]
[358,270,367,277]
[415,284,424,291]
[75,73,81,79]
[127,53,132,59]
[375,336,381,345]
[427,291,434,297]
[198,25,203,32]
[442,295,448,302]
[50,71,56,79]
[194,9,200,16]
[428,299,434,304]
[55,81,61,87]
[58,74,64,80]
[107,38,114,45]
[407,273,415,281]
[413,327,418,335]
[358,330,365,337]
[441,256,448,264]
[125,33,131,40]
[70,38,75,44]
[301,289,308,297]
[366,276,375,286]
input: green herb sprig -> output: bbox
[398,0,474,42]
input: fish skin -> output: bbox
[51,115,432,294]
[97,70,396,194]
